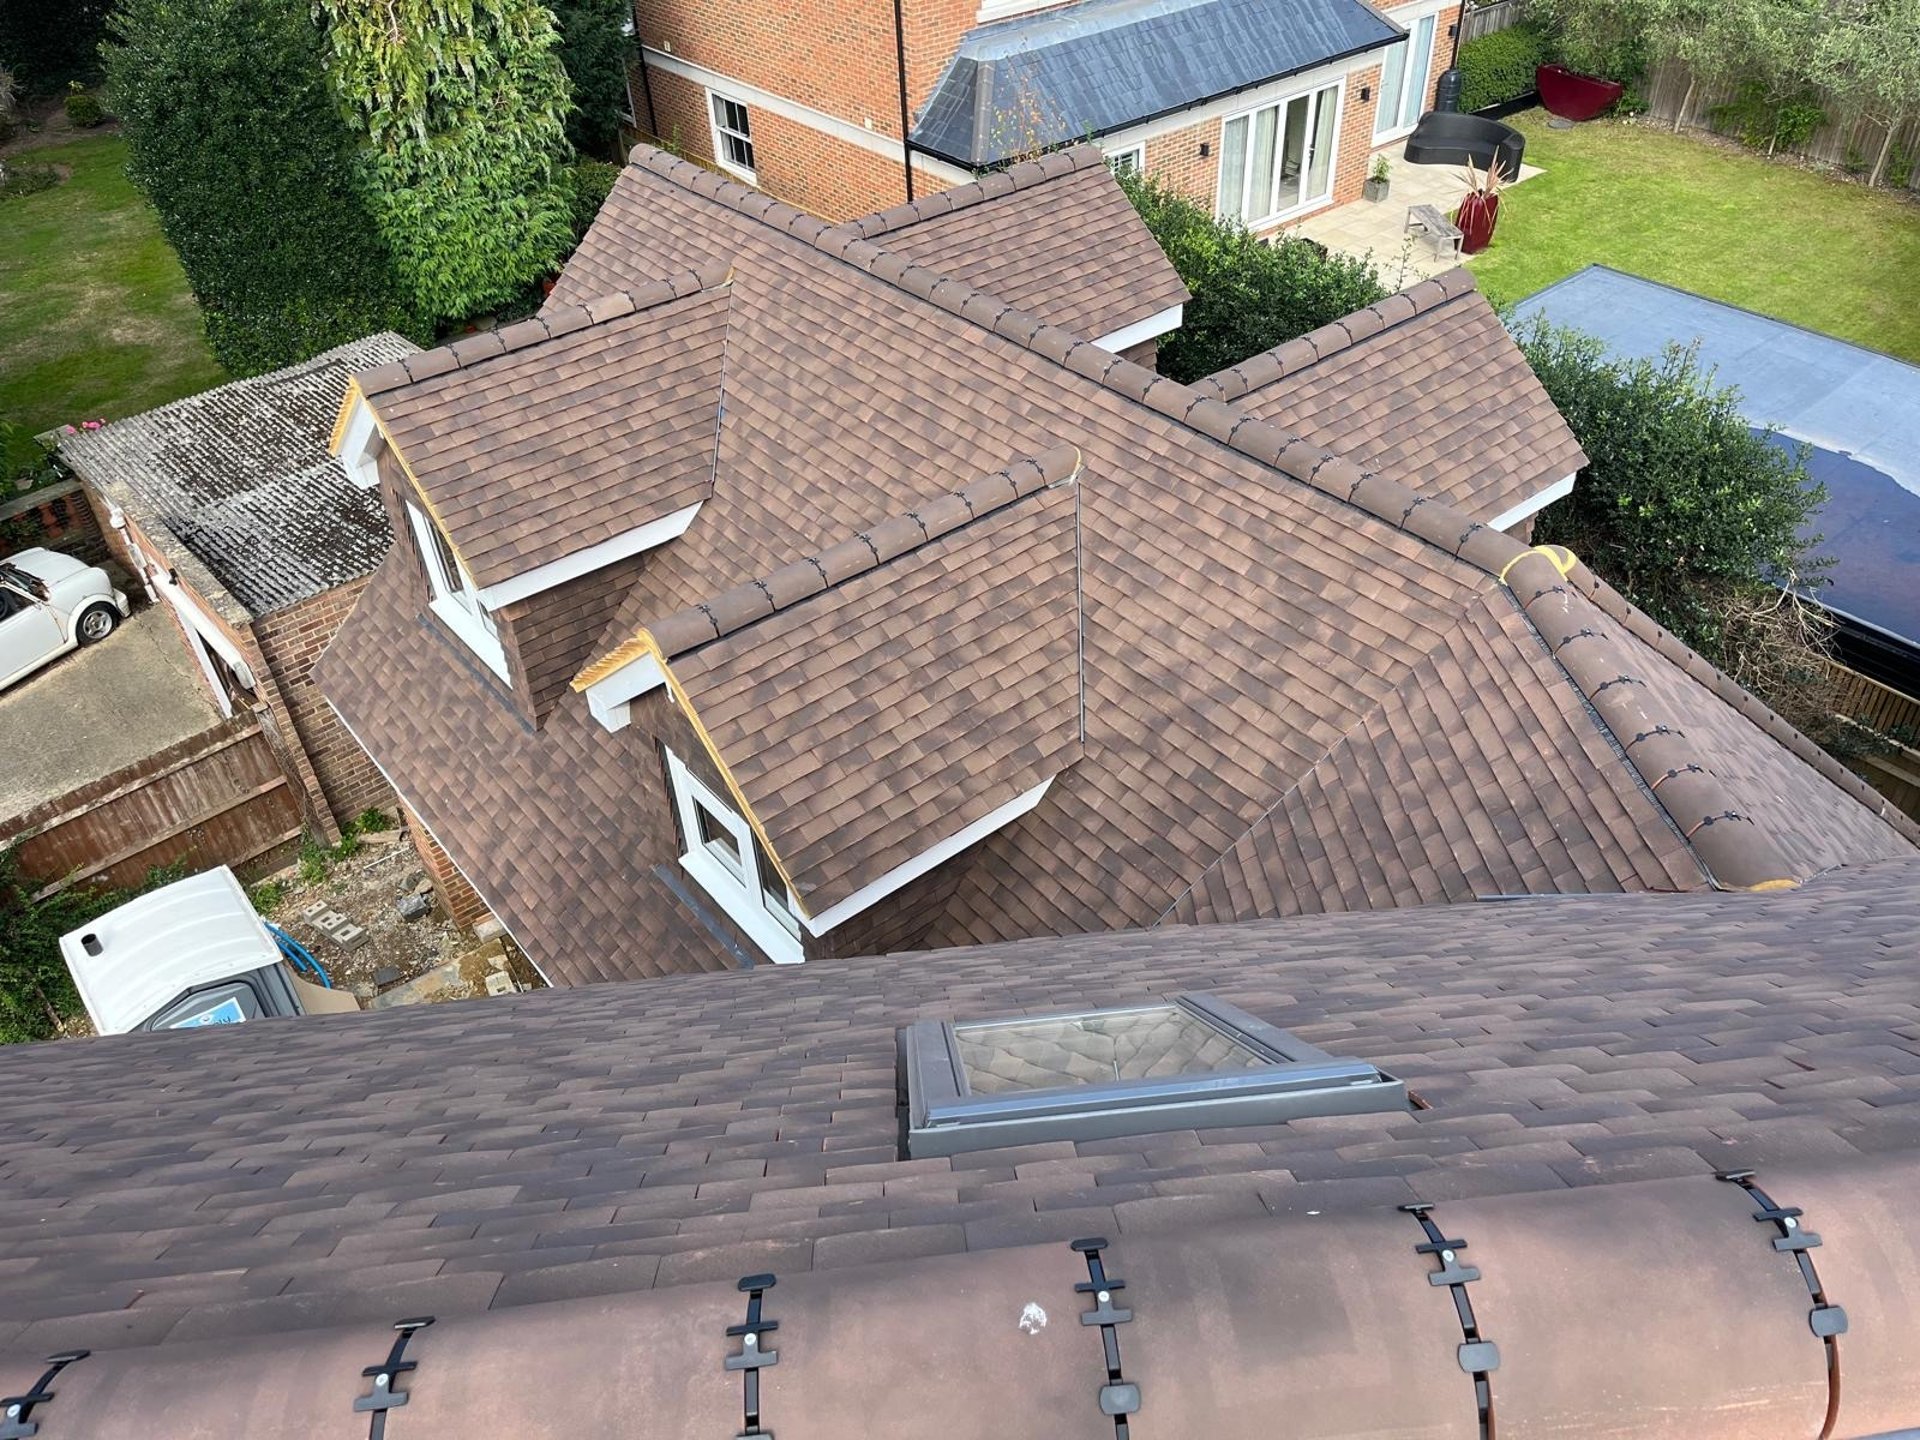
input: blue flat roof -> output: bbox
[1510,266,1920,645]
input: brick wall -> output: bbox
[498,554,650,725]
[401,800,494,933]
[645,66,945,220]
[0,480,108,565]
[251,582,394,829]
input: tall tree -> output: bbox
[0,0,112,97]
[1814,0,1920,186]
[548,0,634,157]
[103,0,420,374]
[315,0,576,324]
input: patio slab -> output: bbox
[1288,151,1541,286]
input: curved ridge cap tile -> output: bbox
[701,579,777,638]
[445,329,507,364]
[760,556,828,610]
[1372,291,1419,326]
[865,513,926,564]
[399,347,459,383]
[355,359,416,396]
[646,609,718,658]
[1338,306,1386,346]
[1298,316,1357,361]
[1433,265,1479,298]
[912,490,976,543]
[814,534,880,586]
[1583,575,1920,846]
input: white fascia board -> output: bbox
[641,49,974,186]
[585,652,666,733]
[476,502,703,610]
[153,570,255,687]
[1094,304,1184,354]
[337,397,381,490]
[324,699,554,988]
[1489,472,1577,533]
[800,776,1054,936]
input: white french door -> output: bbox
[1217,82,1342,226]
[1374,13,1437,140]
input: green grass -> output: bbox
[1471,111,1920,363]
[0,135,225,470]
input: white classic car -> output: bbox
[0,547,130,691]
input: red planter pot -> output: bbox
[1456,192,1499,254]
[1536,64,1625,122]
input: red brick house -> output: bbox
[60,335,416,844]
[632,0,1461,244]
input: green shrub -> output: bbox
[548,0,635,156]
[104,0,422,375]
[248,878,288,913]
[0,161,61,200]
[564,157,621,239]
[63,81,104,126]
[1710,82,1828,154]
[1119,171,1389,384]
[1516,316,1837,729]
[1457,23,1548,113]
[354,806,395,833]
[297,834,333,885]
[315,0,576,326]
[0,0,111,97]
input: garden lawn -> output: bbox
[1472,111,1920,364]
[0,135,224,470]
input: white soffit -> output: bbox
[800,776,1055,935]
[1094,304,1184,355]
[1488,472,1577,533]
[477,503,703,611]
[585,653,667,733]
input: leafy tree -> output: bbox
[1515,317,1840,732]
[1813,0,1920,186]
[0,0,111,97]
[315,0,576,325]
[548,0,634,157]
[1522,0,1657,82]
[103,0,421,374]
[1120,172,1388,385]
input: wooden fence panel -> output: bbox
[0,718,303,897]
[1460,0,1523,45]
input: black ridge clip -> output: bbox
[0,1351,89,1440]
[1071,1238,1141,1436]
[354,1317,435,1440]
[726,1273,780,1439]
[1717,1173,1849,1338]
[1402,1203,1498,1440]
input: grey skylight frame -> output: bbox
[901,993,1408,1158]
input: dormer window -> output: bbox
[665,747,804,964]
[406,502,509,680]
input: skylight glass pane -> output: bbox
[956,1004,1269,1095]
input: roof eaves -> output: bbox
[836,144,1107,241]
[1195,267,1479,403]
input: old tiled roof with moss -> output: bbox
[316,144,1917,986]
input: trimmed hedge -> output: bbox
[1120,172,1388,384]
[1457,22,1547,113]
[104,0,421,375]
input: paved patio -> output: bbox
[1288,151,1542,287]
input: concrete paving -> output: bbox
[0,605,220,824]
[1288,151,1544,287]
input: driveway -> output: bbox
[0,605,220,825]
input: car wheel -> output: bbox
[77,604,119,644]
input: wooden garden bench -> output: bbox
[1405,203,1463,261]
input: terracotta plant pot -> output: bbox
[1536,64,1625,122]
[1456,191,1500,253]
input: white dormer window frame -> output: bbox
[664,748,804,964]
[406,502,510,681]
[707,89,756,182]
[1104,143,1145,177]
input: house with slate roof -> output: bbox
[58,335,417,842]
[2,858,1919,1436]
[315,146,1917,989]
[632,0,1462,247]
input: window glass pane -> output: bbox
[1403,16,1435,128]
[753,836,801,936]
[697,803,744,877]
[1376,38,1408,137]
[1277,94,1309,211]
[956,1005,1271,1095]
[1217,115,1248,218]
[1307,86,1338,199]
[1249,105,1279,218]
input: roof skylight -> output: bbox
[900,993,1407,1157]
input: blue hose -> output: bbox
[267,922,333,988]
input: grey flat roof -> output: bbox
[59,333,418,617]
[912,0,1403,167]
